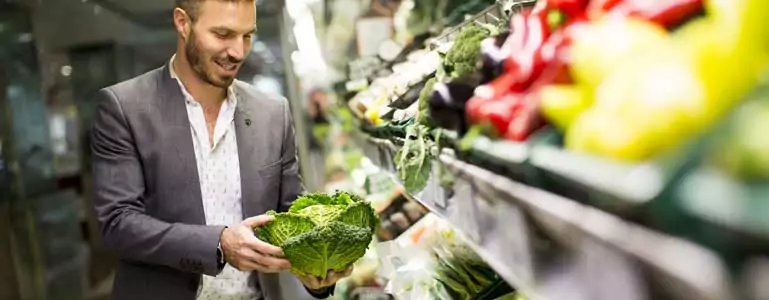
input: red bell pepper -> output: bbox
[478,96,520,136]
[466,93,526,136]
[586,0,624,18]
[498,8,553,93]
[546,0,589,19]
[504,95,546,142]
[530,14,591,89]
[611,0,704,30]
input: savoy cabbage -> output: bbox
[256,191,379,278]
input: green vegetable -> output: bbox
[417,77,438,128]
[256,191,379,278]
[428,228,500,299]
[444,24,491,78]
[395,125,434,193]
[433,129,456,189]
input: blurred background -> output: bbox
[0,0,324,298]
[2,0,769,299]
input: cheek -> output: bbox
[199,37,228,59]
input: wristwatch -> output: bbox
[216,242,226,272]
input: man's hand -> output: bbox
[220,215,291,273]
[295,266,354,290]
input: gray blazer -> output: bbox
[91,64,303,300]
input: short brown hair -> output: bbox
[175,0,254,22]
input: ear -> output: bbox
[173,7,191,39]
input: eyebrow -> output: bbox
[211,26,257,35]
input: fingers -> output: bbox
[302,275,322,290]
[300,267,355,290]
[254,253,291,270]
[232,260,284,273]
[321,271,337,287]
[229,257,263,272]
[244,237,285,257]
[241,246,290,270]
[242,215,274,228]
[251,261,287,274]
[229,246,290,272]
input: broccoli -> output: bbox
[444,24,491,79]
[257,191,379,278]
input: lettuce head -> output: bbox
[256,191,379,278]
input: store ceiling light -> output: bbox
[61,65,72,77]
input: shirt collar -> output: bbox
[169,54,238,107]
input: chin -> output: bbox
[218,75,235,87]
[206,72,235,88]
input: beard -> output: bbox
[185,30,240,88]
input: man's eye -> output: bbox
[215,32,229,38]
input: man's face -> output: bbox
[184,1,256,87]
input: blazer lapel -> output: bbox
[158,64,206,225]
[234,91,273,218]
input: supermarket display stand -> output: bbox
[336,1,769,300]
[348,126,737,300]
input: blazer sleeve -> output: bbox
[278,98,305,213]
[91,88,225,276]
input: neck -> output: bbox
[172,50,227,108]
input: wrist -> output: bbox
[216,227,228,272]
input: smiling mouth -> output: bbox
[216,60,237,71]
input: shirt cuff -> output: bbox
[305,284,335,299]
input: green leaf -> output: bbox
[417,77,438,128]
[337,201,379,231]
[395,125,433,193]
[296,205,346,226]
[256,191,378,278]
[256,213,316,247]
[289,193,335,213]
[282,222,373,278]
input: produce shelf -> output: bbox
[348,127,738,300]
[427,0,536,50]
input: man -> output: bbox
[90,0,349,299]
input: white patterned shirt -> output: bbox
[169,56,261,300]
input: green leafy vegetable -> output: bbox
[444,24,491,79]
[425,228,502,299]
[257,191,379,278]
[433,129,456,189]
[417,77,438,128]
[395,125,434,193]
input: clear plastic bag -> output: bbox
[377,215,501,300]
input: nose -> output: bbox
[226,37,247,61]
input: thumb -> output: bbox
[243,215,274,229]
